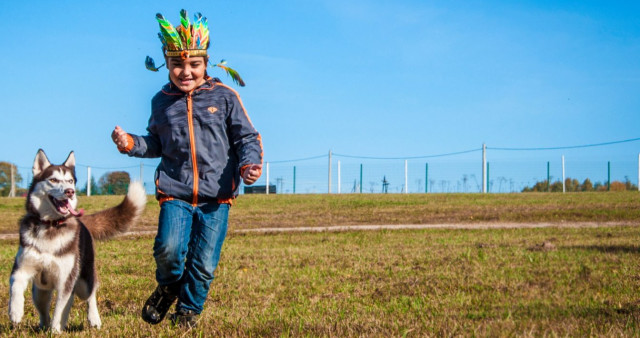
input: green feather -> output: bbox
[156,13,182,50]
[179,9,191,48]
[215,60,245,87]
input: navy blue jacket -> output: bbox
[123,77,262,204]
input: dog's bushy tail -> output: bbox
[79,181,147,240]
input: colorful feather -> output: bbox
[192,12,209,50]
[214,60,245,87]
[179,9,192,48]
[145,56,165,72]
[156,13,182,50]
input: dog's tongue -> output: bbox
[62,200,84,217]
[69,207,84,217]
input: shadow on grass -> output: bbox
[565,245,640,254]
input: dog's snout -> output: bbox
[64,188,75,198]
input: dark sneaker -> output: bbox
[141,284,178,325]
[170,308,198,328]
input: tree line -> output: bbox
[0,162,132,196]
[521,177,638,192]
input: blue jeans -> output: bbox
[153,199,229,314]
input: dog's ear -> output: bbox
[63,151,76,171]
[33,149,51,177]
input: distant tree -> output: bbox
[550,180,563,192]
[0,162,23,197]
[610,181,627,192]
[78,175,101,196]
[98,171,130,195]
[624,176,638,191]
[520,177,633,193]
[593,182,605,191]
[581,178,593,192]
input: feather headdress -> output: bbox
[145,9,245,86]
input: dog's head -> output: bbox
[28,149,83,221]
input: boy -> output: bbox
[111,9,262,327]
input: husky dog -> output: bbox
[9,149,146,333]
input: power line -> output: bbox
[489,137,640,151]
[269,154,327,164]
[76,164,142,170]
[333,148,482,160]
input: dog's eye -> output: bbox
[49,178,60,184]
[67,179,74,184]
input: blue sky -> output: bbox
[1,0,639,191]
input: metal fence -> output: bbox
[6,139,640,196]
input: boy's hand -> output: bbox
[111,126,128,148]
[242,164,262,185]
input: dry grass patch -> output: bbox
[2,192,640,234]
[0,226,638,336]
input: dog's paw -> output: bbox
[88,315,102,329]
[50,323,62,334]
[9,308,23,325]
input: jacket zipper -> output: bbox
[186,93,199,205]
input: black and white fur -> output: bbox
[9,149,146,333]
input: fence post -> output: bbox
[293,166,296,194]
[328,150,332,194]
[547,161,550,192]
[425,163,428,193]
[404,160,408,194]
[359,164,363,193]
[607,161,610,191]
[87,166,92,196]
[9,164,15,197]
[482,143,487,193]
[337,160,341,194]
[562,155,565,193]
[266,162,270,195]
[487,162,490,193]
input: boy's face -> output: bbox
[167,56,208,93]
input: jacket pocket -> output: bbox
[157,170,193,201]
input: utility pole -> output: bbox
[266,162,270,195]
[482,143,487,193]
[337,160,341,194]
[404,160,408,194]
[328,150,332,194]
[87,166,92,196]
[562,155,566,193]
[9,164,16,197]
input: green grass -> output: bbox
[0,226,639,336]
[0,193,639,335]
[1,192,639,233]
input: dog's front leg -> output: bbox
[50,287,74,334]
[9,267,35,325]
[32,284,53,329]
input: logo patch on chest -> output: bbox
[208,106,218,114]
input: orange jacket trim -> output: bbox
[117,134,135,153]
[186,93,199,206]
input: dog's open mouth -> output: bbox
[48,195,83,217]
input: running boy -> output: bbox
[111,9,262,327]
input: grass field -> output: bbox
[0,193,639,336]
[1,192,639,233]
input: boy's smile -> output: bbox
[167,56,208,93]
